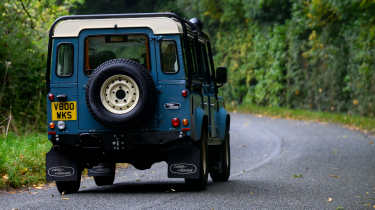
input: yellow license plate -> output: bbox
[51,101,77,121]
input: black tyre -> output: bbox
[86,58,156,127]
[185,125,209,190]
[210,130,230,182]
[93,163,116,186]
[94,174,115,186]
[56,170,82,194]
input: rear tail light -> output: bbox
[49,122,55,129]
[48,93,54,101]
[171,118,180,127]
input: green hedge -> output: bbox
[0,1,77,131]
[178,0,375,117]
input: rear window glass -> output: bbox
[84,34,150,75]
[56,43,74,77]
[160,40,179,74]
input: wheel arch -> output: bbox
[216,107,230,140]
[191,107,208,141]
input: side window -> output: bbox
[160,40,179,73]
[181,40,189,77]
[195,42,204,76]
[56,44,74,77]
[189,39,198,75]
[199,42,210,80]
[206,42,216,80]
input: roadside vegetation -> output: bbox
[0,0,79,131]
[0,133,50,189]
[229,104,375,135]
[197,0,375,118]
[0,0,374,189]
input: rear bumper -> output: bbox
[49,130,186,148]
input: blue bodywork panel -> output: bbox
[191,105,206,141]
[215,97,229,140]
[47,38,78,135]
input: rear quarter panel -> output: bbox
[215,96,229,140]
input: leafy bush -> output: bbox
[0,0,78,132]
[179,0,375,117]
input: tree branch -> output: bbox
[18,0,35,29]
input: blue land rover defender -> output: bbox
[46,12,230,194]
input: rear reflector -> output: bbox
[181,128,190,132]
[48,131,56,135]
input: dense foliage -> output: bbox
[71,0,181,14]
[0,0,374,133]
[0,0,79,132]
[179,0,375,117]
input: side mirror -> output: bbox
[216,67,227,86]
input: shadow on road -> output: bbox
[77,179,303,197]
[78,181,215,194]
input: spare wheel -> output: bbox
[86,58,155,127]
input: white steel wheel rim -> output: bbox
[100,74,140,114]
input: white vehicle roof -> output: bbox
[52,17,183,38]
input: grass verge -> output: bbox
[0,133,51,189]
[229,104,375,135]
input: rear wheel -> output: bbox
[94,175,115,186]
[210,129,230,182]
[185,125,208,190]
[93,163,116,186]
[56,170,82,194]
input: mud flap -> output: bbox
[46,147,80,182]
[167,144,201,179]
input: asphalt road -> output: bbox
[2,113,375,209]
